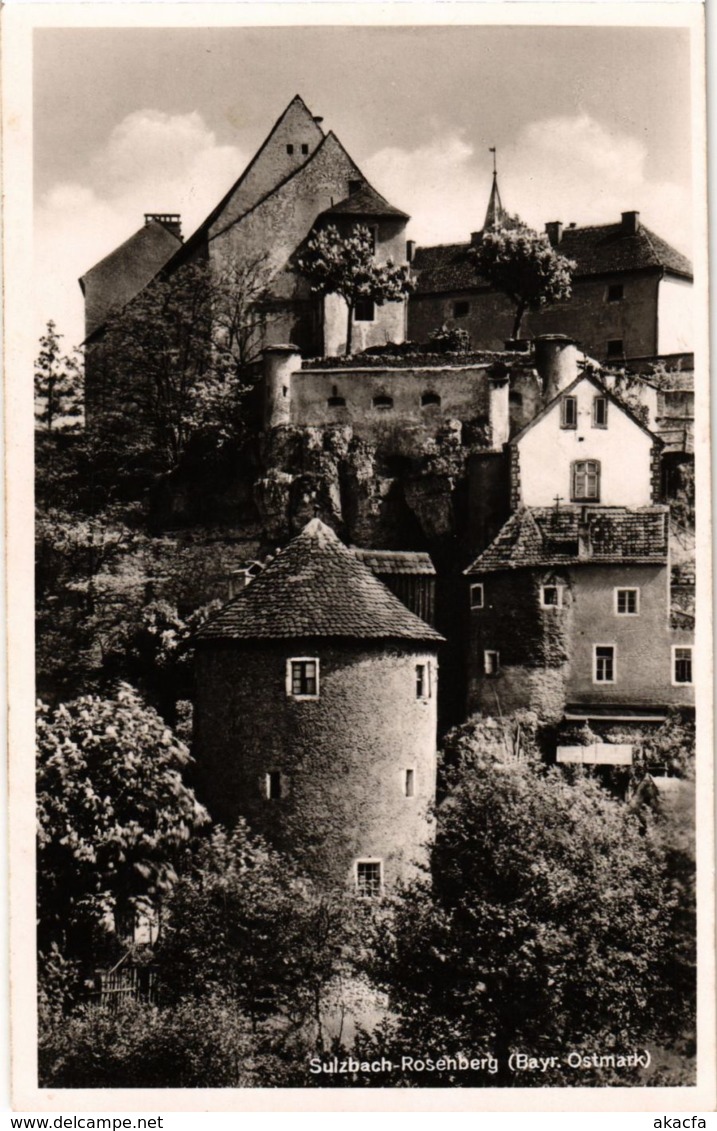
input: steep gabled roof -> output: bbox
[509,369,662,447]
[465,506,669,574]
[197,519,444,643]
[412,220,692,296]
[318,183,409,221]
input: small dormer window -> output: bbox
[561,396,577,429]
[593,396,608,428]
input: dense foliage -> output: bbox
[36,685,208,961]
[470,222,575,338]
[34,321,84,433]
[297,224,412,354]
[353,734,693,1086]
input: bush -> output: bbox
[427,324,472,354]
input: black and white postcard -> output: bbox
[5,1,714,1114]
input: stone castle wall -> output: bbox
[193,639,438,888]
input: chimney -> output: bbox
[406,239,416,263]
[470,231,482,246]
[545,221,563,247]
[621,211,640,236]
[487,362,510,449]
[577,509,592,560]
[534,334,579,403]
[145,213,182,241]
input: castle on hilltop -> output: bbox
[77,95,696,895]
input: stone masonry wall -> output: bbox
[193,639,438,888]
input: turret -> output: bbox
[263,344,302,428]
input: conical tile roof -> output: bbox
[197,519,444,643]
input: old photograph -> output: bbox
[6,2,713,1109]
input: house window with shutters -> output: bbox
[286,658,319,699]
[572,460,600,502]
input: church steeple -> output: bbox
[483,147,509,232]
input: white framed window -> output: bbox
[484,650,500,675]
[615,587,640,616]
[541,584,563,608]
[594,644,616,683]
[286,657,319,699]
[404,768,415,798]
[416,662,431,700]
[561,395,577,429]
[356,859,382,897]
[470,583,484,609]
[265,771,284,800]
[672,646,693,686]
[593,396,608,428]
[572,459,600,502]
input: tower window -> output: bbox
[286,144,294,155]
[355,298,375,322]
[453,300,470,318]
[356,860,382,897]
[615,588,639,615]
[607,284,624,302]
[265,771,283,800]
[484,650,500,675]
[405,769,415,798]
[572,460,600,502]
[287,657,319,699]
[593,396,608,428]
[541,585,563,608]
[301,143,309,155]
[672,646,693,685]
[416,663,431,699]
[470,583,484,609]
[594,645,615,683]
[606,339,624,358]
[561,396,577,429]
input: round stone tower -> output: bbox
[193,519,444,892]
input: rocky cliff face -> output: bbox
[254,418,492,552]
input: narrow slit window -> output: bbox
[356,861,382,897]
[593,396,608,428]
[470,583,484,609]
[484,650,500,675]
[266,771,283,800]
[561,396,577,429]
[405,769,415,798]
[416,663,430,699]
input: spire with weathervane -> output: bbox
[482,147,511,232]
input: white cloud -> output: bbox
[366,113,691,259]
[34,110,247,349]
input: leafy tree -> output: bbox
[359,733,687,1086]
[34,321,83,432]
[157,823,351,1043]
[470,222,575,339]
[297,223,412,355]
[97,255,273,471]
[36,685,209,962]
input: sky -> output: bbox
[33,23,695,352]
